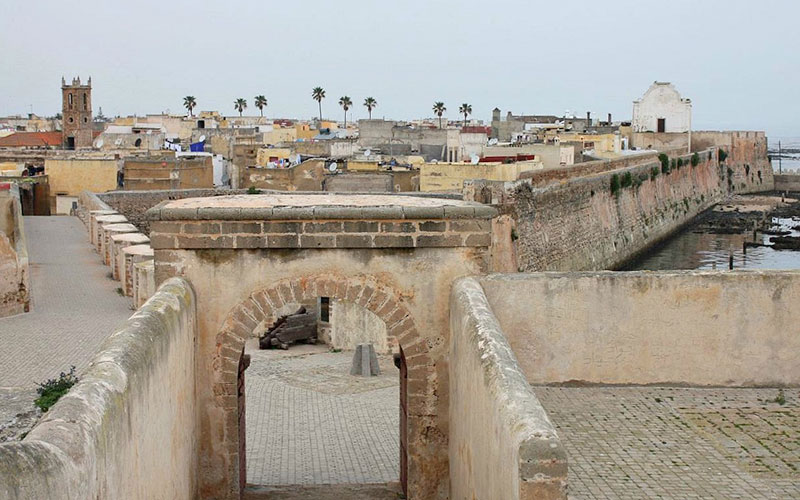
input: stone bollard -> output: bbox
[350,343,380,376]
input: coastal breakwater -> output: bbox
[468,131,773,272]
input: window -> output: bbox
[319,297,330,322]
[657,118,666,133]
[68,93,73,110]
[83,117,88,123]
[68,117,74,123]
[134,138,142,147]
[83,93,87,111]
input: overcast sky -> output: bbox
[1,0,798,137]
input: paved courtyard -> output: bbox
[0,216,132,440]
[535,387,800,499]
[244,341,400,486]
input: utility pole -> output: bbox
[778,140,782,174]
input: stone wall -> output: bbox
[98,188,245,235]
[243,160,325,191]
[449,277,567,500]
[510,149,724,271]
[123,156,214,191]
[0,184,29,317]
[147,194,497,499]
[0,278,197,499]
[775,174,800,192]
[479,271,800,386]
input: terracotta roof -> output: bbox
[0,132,62,147]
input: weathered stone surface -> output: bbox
[449,277,567,500]
[480,271,800,386]
[0,278,197,500]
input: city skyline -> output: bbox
[1,0,799,137]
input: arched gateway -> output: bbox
[147,193,496,500]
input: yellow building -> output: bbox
[420,160,543,192]
[256,147,293,166]
[295,123,317,141]
[45,158,119,214]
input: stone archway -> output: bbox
[148,193,496,499]
[214,274,431,496]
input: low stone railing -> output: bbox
[0,183,29,317]
[78,192,155,306]
[449,277,567,500]
[0,278,197,500]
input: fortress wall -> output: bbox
[449,277,567,500]
[0,278,197,500]
[479,271,800,386]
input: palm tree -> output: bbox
[312,87,326,121]
[432,102,446,128]
[183,96,197,117]
[363,97,377,119]
[254,95,268,117]
[234,98,247,117]
[339,96,352,128]
[459,103,472,127]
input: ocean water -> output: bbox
[626,216,800,271]
[769,136,800,173]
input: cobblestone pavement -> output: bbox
[0,216,132,440]
[534,387,800,499]
[244,342,400,486]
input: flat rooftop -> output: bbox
[162,194,479,209]
[148,194,496,220]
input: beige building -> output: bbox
[420,159,543,192]
[44,157,119,213]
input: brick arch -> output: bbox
[212,273,433,495]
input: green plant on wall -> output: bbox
[719,148,728,162]
[670,158,676,172]
[691,152,700,167]
[610,173,621,196]
[650,166,660,181]
[35,367,78,412]
[658,153,669,172]
[677,158,684,168]
[621,171,633,188]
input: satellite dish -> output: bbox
[198,135,206,142]
[114,138,122,146]
[328,162,338,172]
[488,138,498,146]
[470,154,480,165]
[96,139,104,148]
[364,149,371,157]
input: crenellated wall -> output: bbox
[0,278,197,500]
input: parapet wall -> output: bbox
[468,132,772,272]
[98,188,245,234]
[449,278,567,500]
[774,174,800,192]
[515,149,723,271]
[0,278,197,500]
[479,271,800,386]
[0,184,29,317]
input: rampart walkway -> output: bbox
[0,216,132,438]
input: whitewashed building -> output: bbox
[632,82,692,134]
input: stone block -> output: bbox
[299,234,336,248]
[380,222,417,233]
[335,234,374,248]
[373,234,414,248]
[350,343,380,376]
[343,221,379,233]
[416,234,464,247]
[419,221,447,232]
